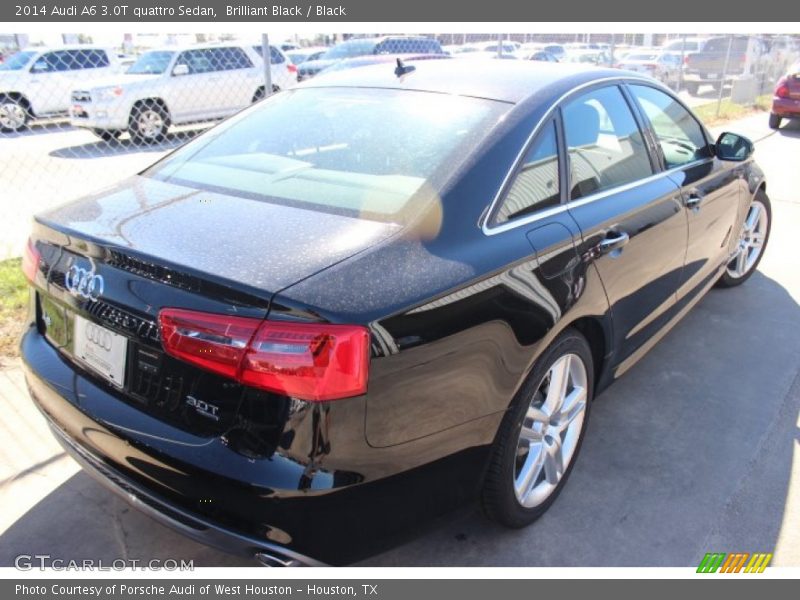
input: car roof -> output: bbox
[300,59,627,104]
[21,45,114,53]
[144,41,255,53]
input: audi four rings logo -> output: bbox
[84,322,113,351]
[65,265,104,301]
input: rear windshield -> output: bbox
[663,40,699,52]
[321,40,376,59]
[146,87,507,221]
[626,53,658,61]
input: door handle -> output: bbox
[685,190,704,210]
[595,231,630,256]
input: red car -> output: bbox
[769,63,800,129]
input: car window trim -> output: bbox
[622,80,715,171]
[481,76,711,237]
[487,116,565,226]
[560,82,661,202]
[619,82,666,172]
[485,158,714,235]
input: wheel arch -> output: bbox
[130,97,171,123]
[0,91,34,116]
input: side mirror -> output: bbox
[172,64,189,76]
[715,132,754,162]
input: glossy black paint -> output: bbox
[20,62,765,564]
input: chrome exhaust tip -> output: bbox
[254,551,304,567]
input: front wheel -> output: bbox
[717,189,771,288]
[481,329,594,528]
[128,102,169,143]
[0,97,29,132]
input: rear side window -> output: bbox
[74,49,110,69]
[495,121,561,223]
[628,85,711,169]
[252,45,287,64]
[175,49,216,74]
[562,85,653,200]
[209,47,253,70]
[269,46,285,64]
[175,48,252,74]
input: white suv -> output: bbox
[69,42,297,142]
[0,46,123,132]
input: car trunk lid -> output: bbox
[29,175,399,452]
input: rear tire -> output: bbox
[768,113,782,129]
[686,82,700,96]
[252,85,280,103]
[481,329,594,528]
[128,101,169,144]
[717,189,771,288]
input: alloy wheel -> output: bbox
[136,109,165,139]
[513,353,588,508]
[0,101,27,131]
[726,200,768,279]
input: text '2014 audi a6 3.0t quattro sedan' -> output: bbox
[20,61,771,566]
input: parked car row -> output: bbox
[3,36,799,138]
[0,41,298,137]
[296,36,445,80]
[769,61,800,129]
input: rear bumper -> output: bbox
[772,97,800,117]
[20,324,491,564]
[46,418,324,566]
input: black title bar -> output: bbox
[3,0,800,22]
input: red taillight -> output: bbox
[775,78,790,98]
[287,63,298,74]
[21,237,41,283]
[159,309,258,379]
[159,309,369,402]
[241,321,369,401]
[683,55,690,65]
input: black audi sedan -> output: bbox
[20,61,770,566]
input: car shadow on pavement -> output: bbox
[0,121,73,139]
[776,119,800,138]
[47,129,207,159]
[0,273,798,567]
[359,270,800,566]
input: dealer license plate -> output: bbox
[73,315,128,388]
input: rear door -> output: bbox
[28,50,88,114]
[205,46,259,111]
[168,48,229,121]
[626,83,742,302]
[561,84,687,373]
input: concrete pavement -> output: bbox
[0,114,798,567]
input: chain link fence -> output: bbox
[1,32,797,259]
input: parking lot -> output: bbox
[0,112,798,567]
